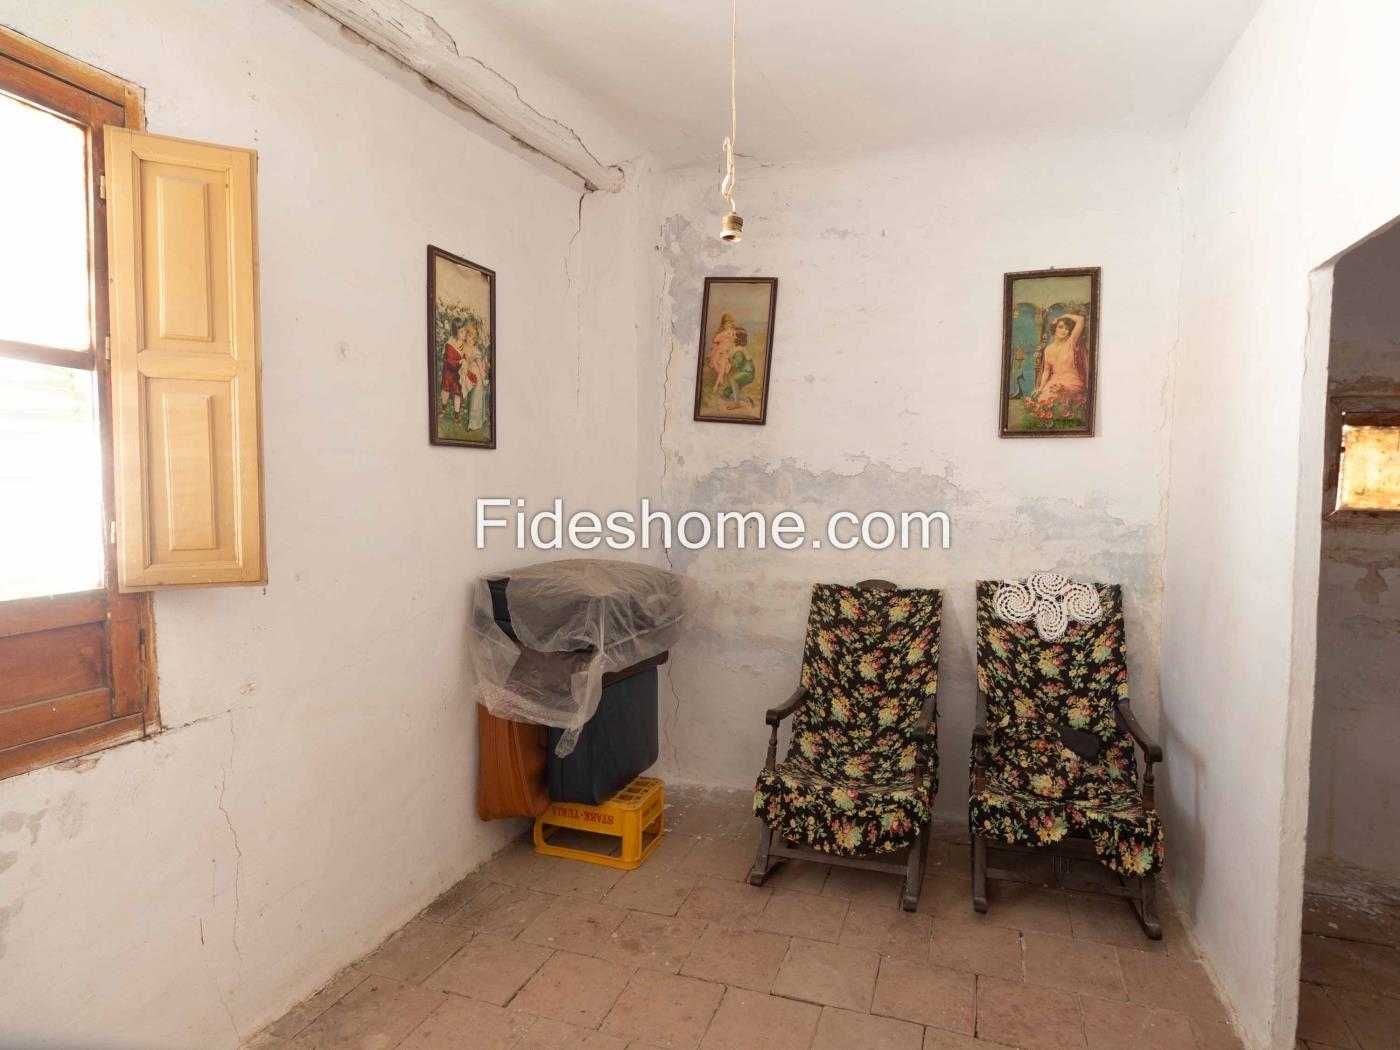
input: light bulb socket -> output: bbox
[720,211,744,242]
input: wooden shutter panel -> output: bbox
[104,128,265,590]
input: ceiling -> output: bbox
[431,0,1264,167]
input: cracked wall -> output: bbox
[645,138,1183,808]
[1306,223,1400,877]
[0,1,646,1047]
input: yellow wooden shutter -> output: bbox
[104,128,265,590]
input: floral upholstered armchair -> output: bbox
[971,576,1165,938]
[750,580,941,911]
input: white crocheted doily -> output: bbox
[992,571,1103,641]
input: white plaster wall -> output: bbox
[0,1,646,1046]
[1305,226,1400,875]
[646,136,1183,820]
[1161,2,1400,1046]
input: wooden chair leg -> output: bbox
[901,823,930,911]
[1130,873,1163,940]
[972,834,988,913]
[749,819,776,887]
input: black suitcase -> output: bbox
[487,575,661,804]
[548,666,659,804]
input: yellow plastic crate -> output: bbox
[533,776,665,870]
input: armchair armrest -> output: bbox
[1116,701,1163,763]
[766,686,809,727]
[762,686,807,771]
[912,684,938,743]
[972,688,991,746]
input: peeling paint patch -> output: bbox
[53,754,102,774]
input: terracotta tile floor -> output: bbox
[245,786,1240,1050]
[1296,861,1400,1050]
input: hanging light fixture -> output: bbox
[718,0,742,242]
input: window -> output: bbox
[0,31,151,779]
[1324,398,1400,520]
[0,29,266,780]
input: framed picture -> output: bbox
[428,245,495,448]
[693,276,778,425]
[1000,267,1100,437]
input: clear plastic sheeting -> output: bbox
[471,559,695,756]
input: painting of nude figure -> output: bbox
[693,277,778,425]
[1000,267,1100,437]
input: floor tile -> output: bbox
[532,858,628,900]
[1189,1016,1248,1050]
[420,875,490,923]
[1294,983,1357,1048]
[291,975,445,1050]
[258,794,1232,1050]
[265,967,369,1039]
[757,890,849,943]
[1080,993,1197,1049]
[513,1016,631,1049]
[1349,941,1400,998]
[1301,935,1374,993]
[930,920,1022,979]
[918,839,955,875]
[605,867,697,916]
[1118,948,1228,1022]
[975,976,1087,1050]
[448,883,556,937]
[676,876,771,928]
[512,951,636,1029]
[601,969,724,1049]
[838,900,934,961]
[424,934,552,1005]
[519,896,628,954]
[1302,888,1400,947]
[920,875,982,924]
[764,858,830,895]
[772,937,880,1011]
[1156,901,1199,960]
[869,955,975,1033]
[242,1032,293,1050]
[821,864,906,906]
[1328,986,1400,1050]
[676,835,760,881]
[681,925,790,992]
[1067,893,1168,954]
[397,996,536,1050]
[598,911,707,973]
[1024,932,1125,999]
[360,920,471,984]
[810,1005,922,1050]
[922,1028,1013,1050]
[476,841,555,887]
[647,831,701,871]
[975,882,1074,935]
[698,988,821,1050]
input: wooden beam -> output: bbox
[304,0,625,192]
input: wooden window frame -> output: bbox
[0,28,157,780]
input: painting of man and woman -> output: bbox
[1000,267,1100,437]
[428,245,495,448]
[693,277,778,425]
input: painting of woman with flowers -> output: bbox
[1000,268,1100,437]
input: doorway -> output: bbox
[1297,222,1400,1048]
